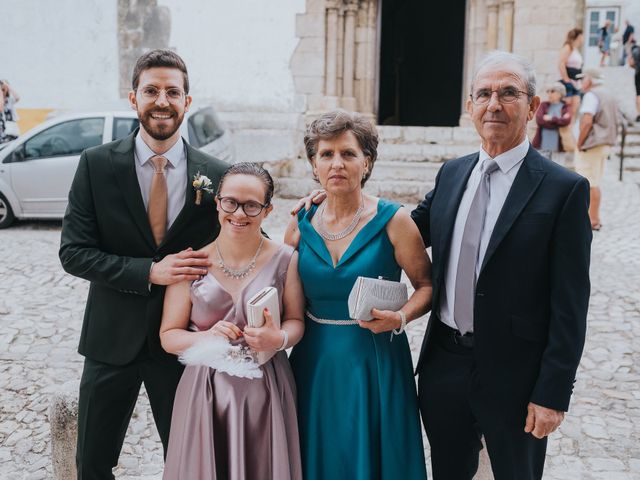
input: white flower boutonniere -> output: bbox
[193,172,213,205]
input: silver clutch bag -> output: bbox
[348,276,408,321]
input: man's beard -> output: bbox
[138,107,184,141]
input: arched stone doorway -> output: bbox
[378,0,467,126]
[292,0,469,125]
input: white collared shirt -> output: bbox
[439,138,529,330]
[134,134,187,230]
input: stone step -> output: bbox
[378,125,480,145]
[621,157,640,171]
[619,144,640,158]
[370,160,442,182]
[378,142,477,163]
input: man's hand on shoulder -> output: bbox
[524,402,565,439]
[290,189,326,216]
[149,248,211,286]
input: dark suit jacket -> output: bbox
[59,130,229,366]
[412,146,591,420]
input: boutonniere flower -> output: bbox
[193,172,213,205]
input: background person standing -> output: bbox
[532,82,572,164]
[622,20,635,66]
[575,68,620,231]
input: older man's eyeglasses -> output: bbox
[217,196,268,217]
[470,87,530,105]
[137,86,185,103]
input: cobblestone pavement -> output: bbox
[1,163,639,479]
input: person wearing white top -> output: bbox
[558,28,584,128]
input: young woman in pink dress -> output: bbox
[160,163,305,480]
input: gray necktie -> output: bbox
[453,158,500,334]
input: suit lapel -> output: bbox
[110,132,156,249]
[480,147,546,273]
[161,143,218,246]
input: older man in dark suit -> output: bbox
[411,51,591,479]
[59,50,228,479]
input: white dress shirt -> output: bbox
[134,134,187,230]
[439,138,529,330]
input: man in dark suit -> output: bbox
[411,51,591,479]
[59,50,228,479]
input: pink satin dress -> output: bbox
[163,244,302,480]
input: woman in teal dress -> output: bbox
[285,110,433,480]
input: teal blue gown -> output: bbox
[289,198,427,480]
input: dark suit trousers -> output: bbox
[76,347,184,480]
[417,323,547,480]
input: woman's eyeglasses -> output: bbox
[217,196,267,217]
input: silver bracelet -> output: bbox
[390,310,407,341]
[276,329,289,351]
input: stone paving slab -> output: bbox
[1,159,639,479]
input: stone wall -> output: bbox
[464,0,585,101]
[513,0,586,94]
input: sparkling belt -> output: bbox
[305,311,358,325]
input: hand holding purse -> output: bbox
[348,276,408,321]
[246,286,281,365]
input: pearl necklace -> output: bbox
[215,237,264,280]
[316,195,364,241]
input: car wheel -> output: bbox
[0,193,15,228]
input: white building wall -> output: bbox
[159,0,306,113]
[0,0,119,109]
[1,0,306,114]
[585,0,640,67]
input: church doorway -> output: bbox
[378,0,467,126]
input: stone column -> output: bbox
[354,0,377,115]
[486,0,499,50]
[501,0,515,52]
[360,0,377,116]
[337,5,345,97]
[325,1,340,97]
[341,0,358,110]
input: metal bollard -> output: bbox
[48,392,78,480]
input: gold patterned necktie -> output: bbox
[148,155,168,246]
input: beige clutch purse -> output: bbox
[348,276,408,321]
[246,286,281,365]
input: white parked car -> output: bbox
[0,106,233,228]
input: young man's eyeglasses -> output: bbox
[217,196,268,217]
[137,86,185,103]
[470,87,530,105]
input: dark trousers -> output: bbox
[417,322,547,480]
[76,348,184,480]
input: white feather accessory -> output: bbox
[179,336,263,379]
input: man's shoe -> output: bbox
[635,115,640,122]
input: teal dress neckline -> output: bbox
[297,199,395,269]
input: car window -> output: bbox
[187,107,224,148]
[24,118,105,160]
[113,117,139,141]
